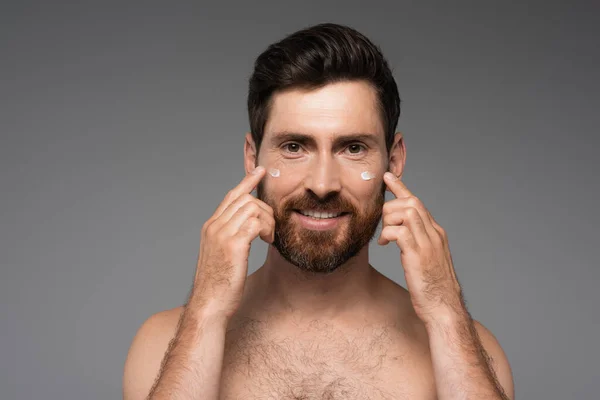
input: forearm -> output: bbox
[148,301,228,400]
[426,310,509,400]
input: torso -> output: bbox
[218,276,438,399]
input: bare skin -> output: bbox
[123,81,514,400]
[124,265,511,399]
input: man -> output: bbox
[123,23,514,399]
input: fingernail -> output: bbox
[252,166,264,175]
[384,172,396,181]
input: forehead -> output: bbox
[264,80,384,141]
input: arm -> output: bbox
[122,302,228,400]
[425,312,514,400]
[123,166,274,400]
[145,303,229,400]
[123,308,181,400]
[379,172,514,399]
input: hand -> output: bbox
[190,166,275,319]
[378,172,465,325]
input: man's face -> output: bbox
[255,81,388,274]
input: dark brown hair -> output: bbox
[247,23,401,155]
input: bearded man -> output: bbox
[123,23,514,400]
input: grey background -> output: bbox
[1,1,599,399]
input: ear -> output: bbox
[244,132,258,175]
[388,132,406,179]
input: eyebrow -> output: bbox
[269,131,381,147]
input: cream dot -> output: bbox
[268,168,280,178]
[361,171,375,181]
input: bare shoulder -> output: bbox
[371,268,416,316]
[473,320,515,400]
[123,306,185,400]
[371,268,410,300]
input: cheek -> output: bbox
[263,167,302,196]
[341,165,384,192]
[262,155,308,189]
[339,152,386,182]
[338,173,382,206]
[360,171,376,181]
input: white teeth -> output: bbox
[300,210,342,219]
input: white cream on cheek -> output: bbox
[361,171,376,181]
[268,168,281,178]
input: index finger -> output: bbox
[214,166,266,217]
[383,172,413,198]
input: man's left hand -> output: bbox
[378,172,466,326]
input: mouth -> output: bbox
[291,209,350,231]
[295,210,349,219]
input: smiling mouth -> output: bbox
[295,210,349,219]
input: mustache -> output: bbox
[282,193,356,213]
[257,180,387,214]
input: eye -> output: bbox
[346,143,366,155]
[282,142,302,153]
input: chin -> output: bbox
[273,235,363,275]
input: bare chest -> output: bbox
[218,319,437,400]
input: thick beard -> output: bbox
[257,182,385,274]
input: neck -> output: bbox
[248,244,379,321]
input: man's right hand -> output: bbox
[190,165,274,319]
[123,166,274,400]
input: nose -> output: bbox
[303,154,342,199]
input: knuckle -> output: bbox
[205,221,218,237]
[382,202,393,215]
[380,225,390,236]
[201,220,211,235]
[264,214,275,229]
[240,193,254,203]
[437,225,447,238]
[406,207,419,219]
[407,196,421,208]
[262,214,272,226]
[243,201,260,215]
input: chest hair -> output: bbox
[220,318,418,399]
